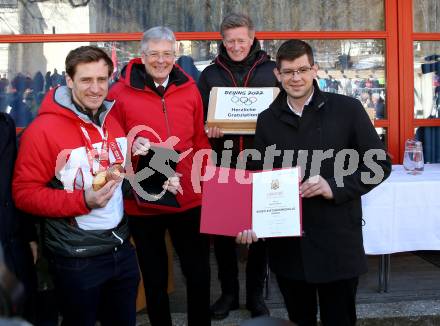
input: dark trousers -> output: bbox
[214,235,267,300]
[49,242,140,326]
[2,238,38,323]
[276,274,359,326]
[129,207,211,326]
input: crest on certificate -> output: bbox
[271,179,280,190]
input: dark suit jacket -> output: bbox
[197,41,278,168]
[253,81,392,283]
[0,113,36,291]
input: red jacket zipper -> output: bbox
[161,96,171,138]
[216,54,266,161]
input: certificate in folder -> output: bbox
[134,146,180,208]
[200,166,302,238]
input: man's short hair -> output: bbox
[276,39,315,70]
[220,13,255,38]
[65,46,113,79]
[141,26,176,53]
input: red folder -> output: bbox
[201,166,303,238]
[200,166,253,237]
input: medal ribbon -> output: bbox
[79,123,124,176]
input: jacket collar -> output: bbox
[217,39,266,68]
[51,86,114,126]
[73,101,107,127]
[269,79,327,127]
[214,40,269,87]
[121,58,189,93]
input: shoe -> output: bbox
[246,295,270,318]
[210,294,239,320]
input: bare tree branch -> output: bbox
[24,0,90,7]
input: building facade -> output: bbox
[0,0,439,163]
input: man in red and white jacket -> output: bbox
[108,26,212,326]
[13,46,140,326]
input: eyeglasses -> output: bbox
[224,39,249,47]
[144,51,175,61]
[279,66,314,78]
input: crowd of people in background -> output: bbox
[0,65,387,129]
[0,69,67,127]
[317,72,386,119]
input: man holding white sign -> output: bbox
[198,13,278,320]
[237,40,391,326]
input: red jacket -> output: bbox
[13,87,127,229]
[108,58,211,215]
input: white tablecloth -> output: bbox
[362,164,440,254]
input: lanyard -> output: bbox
[79,123,124,176]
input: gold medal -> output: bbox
[106,164,125,182]
[92,171,107,191]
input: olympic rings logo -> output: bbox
[231,95,258,106]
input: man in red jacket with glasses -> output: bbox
[108,26,212,326]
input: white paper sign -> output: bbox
[214,87,276,120]
[252,168,302,238]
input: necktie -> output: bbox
[157,85,165,96]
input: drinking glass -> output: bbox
[403,139,424,174]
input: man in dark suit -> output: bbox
[237,39,392,326]
[198,13,278,320]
